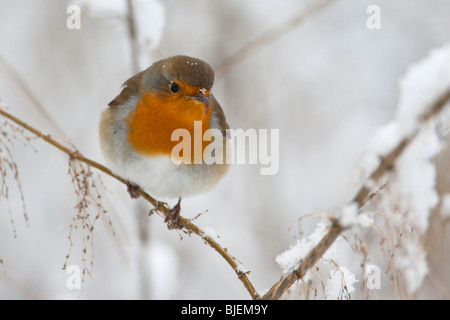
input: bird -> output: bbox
[99,55,230,229]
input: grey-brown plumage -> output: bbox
[99,56,230,228]
[107,55,228,135]
[109,55,215,106]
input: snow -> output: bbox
[356,44,450,232]
[394,241,428,294]
[275,221,329,275]
[200,226,219,241]
[355,43,450,295]
[334,203,372,229]
[390,45,450,233]
[325,266,358,300]
[336,204,358,228]
[384,45,450,233]
[370,122,402,157]
[235,263,249,274]
[396,125,441,232]
[358,44,450,186]
[396,44,450,137]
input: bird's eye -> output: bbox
[170,82,180,93]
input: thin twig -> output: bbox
[0,106,258,299]
[126,0,140,74]
[0,54,65,136]
[214,0,340,77]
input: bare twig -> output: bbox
[0,113,32,237]
[0,106,258,299]
[62,155,112,289]
[0,54,64,135]
[126,0,140,74]
[214,0,340,77]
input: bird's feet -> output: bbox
[164,198,182,230]
[126,181,142,199]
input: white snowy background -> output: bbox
[1,0,450,299]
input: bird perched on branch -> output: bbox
[99,55,230,229]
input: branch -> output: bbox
[353,88,450,207]
[0,106,258,300]
[126,0,140,74]
[214,0,340,77]
[263,219,343,300]
[0,54,64,135]
[262,88,450,300]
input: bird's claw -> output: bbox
[164,199,182,230]
[126,182,142,199]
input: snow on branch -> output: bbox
[263,44,450,300]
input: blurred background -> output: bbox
[0,0,449,299]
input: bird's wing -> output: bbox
[210,95,229,137]
[108,71,145,107]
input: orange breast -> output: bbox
[127,91,213,163]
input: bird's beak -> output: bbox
[191,92,210,104]
[189,89,211,113]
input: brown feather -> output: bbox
[210,95,229,136]
[108,70,145,107]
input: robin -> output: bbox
[99,55,230,229]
